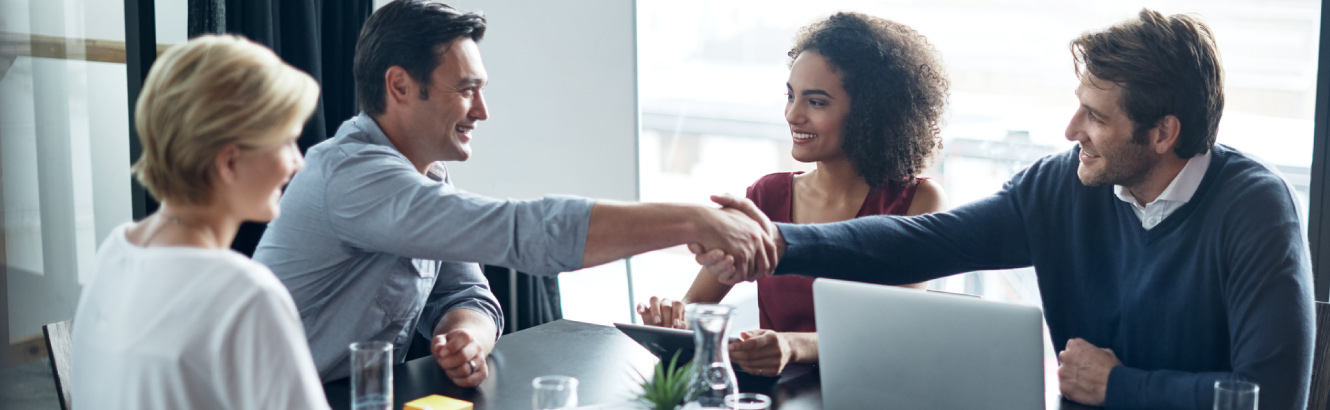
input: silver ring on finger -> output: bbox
[468,359,477,375]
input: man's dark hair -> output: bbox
[1071,9,1224,158]
[353,0,486,116]
[789,12,949,188]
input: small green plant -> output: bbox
[634,350,693,410]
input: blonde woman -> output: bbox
[70,35,326,409]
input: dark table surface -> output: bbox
[324,319,1099,409]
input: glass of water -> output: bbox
[1214,379,1258,410]
[724,393,772,410]
[532,375,578,409]
[351,341,393,410]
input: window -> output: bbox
[1,0,185,344]
[620,0,1320,333]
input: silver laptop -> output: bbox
[813,278,1044,410]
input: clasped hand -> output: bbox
[431,329,488,388]
[1057,338,1121,406]
[689,193,782,284]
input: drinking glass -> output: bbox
[724,393,772,410]
[1214,379,1259,410]
[532,375,578,409]
[350,341,393,410]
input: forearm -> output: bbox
[776,194,1030,285]
[416,264,504,342]
[681,267,733,304]
[1103,367,1229,410]
[432,308,498,356]
[582,201,702,268]
[331,160,595,274]
[785,332,818,363]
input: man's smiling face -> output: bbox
[1064,78,1155,188]
[404,37,490,162]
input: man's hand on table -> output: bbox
[431,328,489,387]
[431,308,497,388]
[690,193,784,285]
[1057,338,1121,406]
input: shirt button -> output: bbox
[1148,217,1160,225]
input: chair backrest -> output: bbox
[1311,302,1330,410]
[43,320,72,410]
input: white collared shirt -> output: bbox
[1113,149,1212,230]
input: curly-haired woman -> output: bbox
[637,12,950,376]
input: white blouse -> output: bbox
[71,223,328,410]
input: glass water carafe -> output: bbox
[681,304,739,409]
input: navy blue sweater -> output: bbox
[775,145,1312,410]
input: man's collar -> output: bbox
[351,112,396,150]
[1156,149,1212,203]
[1112,149,1212,206]
[349,112,449,182]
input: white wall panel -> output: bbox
[430,0,639,202]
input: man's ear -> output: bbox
[1150,115,1181,155]
[214,144,242,186]
[385,66,415,107]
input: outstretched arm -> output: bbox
[581,198,775,276]
[328,151,773,277]
[697,189,1031,285]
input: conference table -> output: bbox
[323,319,1098,409]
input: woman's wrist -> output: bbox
[785,332,819,363]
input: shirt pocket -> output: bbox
[374,258,433,324]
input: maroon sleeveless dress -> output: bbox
[746,172,924,332]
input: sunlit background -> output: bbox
[558,2,1320,387]
[1,0,1319,378]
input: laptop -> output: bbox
[813,278,1044,410]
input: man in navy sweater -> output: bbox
[699,9,1312,410]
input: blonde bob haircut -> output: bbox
[131,34,319,205]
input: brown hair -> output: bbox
[1071,9,1224,158]
[789,12,949,188]
[354,0,486,116]
[132,35,320,205]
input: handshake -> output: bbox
[689,193,785,285]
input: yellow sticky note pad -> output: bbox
[403,394,473,410]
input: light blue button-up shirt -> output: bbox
[254,113,593,381]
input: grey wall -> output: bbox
[426,0,640,202]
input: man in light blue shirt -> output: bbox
[253,0,774,387]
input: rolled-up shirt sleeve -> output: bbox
[414,262,505,341]
[323,146,594,276]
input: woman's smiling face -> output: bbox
[785,51,852,164]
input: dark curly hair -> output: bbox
[790,12,949,187]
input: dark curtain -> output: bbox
[484,265,563,334]
[188,0,371,256]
